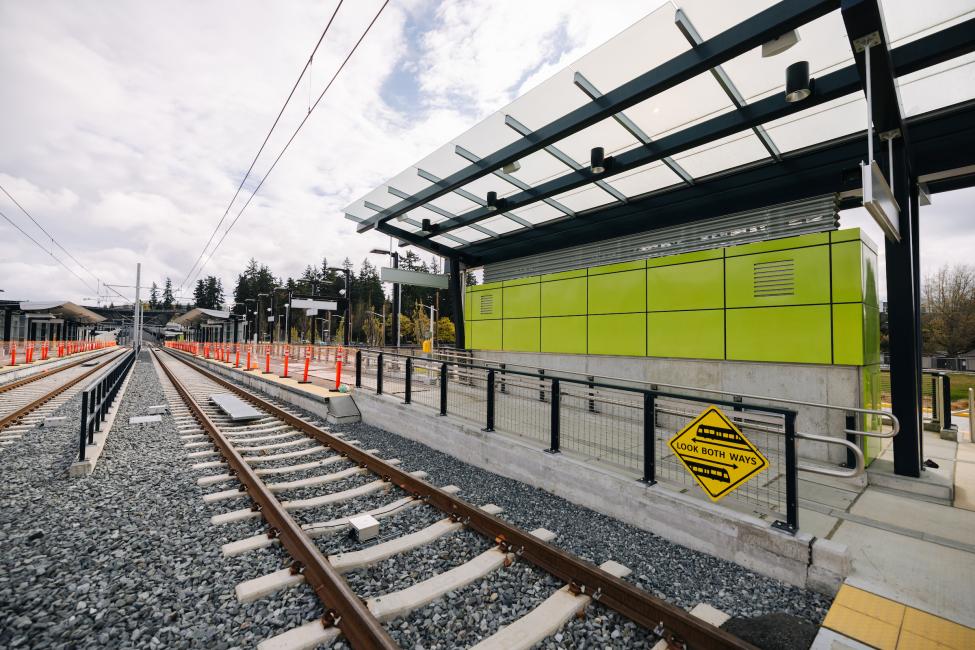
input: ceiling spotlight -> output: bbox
[590,147,606,174]
[784,61,811,103]
[501,160,521,174]
[762,30,800,57]
[486,191,499,211]
[421,218,434,232]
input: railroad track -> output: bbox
[0,348,125,445]
[153,346,755,650]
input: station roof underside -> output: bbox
[17,301,106,324]
[172,308,231,327]
[345,0,975,266]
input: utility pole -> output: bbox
[133,263,141,351]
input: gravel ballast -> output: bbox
[1,351,831,649]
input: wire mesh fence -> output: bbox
[355,350,797,530]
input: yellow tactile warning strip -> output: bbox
[822,585,975,650]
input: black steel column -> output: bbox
[484,369,495,432]
[910,179,925,464]
[641,392,656,484]
[392,253,400,349]
[448,257,465,350]
[404,357,412,404]
[2,308,11,342]
[885,143,922,477]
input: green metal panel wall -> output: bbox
[463,228,880,366]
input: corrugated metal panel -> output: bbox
[483,195,838,283]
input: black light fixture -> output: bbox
[486,191,499,211]
[501,160,521,174]
[785,61,811,103]
[590,147,606,174]
[421,218,434,232]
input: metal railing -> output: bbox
[363,347,898,477]
[356,349,802,533]
[79,349,136,461]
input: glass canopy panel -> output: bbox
[502,148,573,189]
[672,131,771,179]
[426,192,481,217]
[880,0,975,45]
[458,173,521,204]
[479,215,526,235]
[625,71,736,140]
[605,160,684,199]
[452,111,523,163]
[715,9,852,105]
[548,118,644,171]
[572,3,691,93]
[897,52,975,117]
[429,235,460,248]
[510,202,566,226]
[450,226,492,243]
[551,185,619,213]
[409,142,469,183]
[763,94,866,154]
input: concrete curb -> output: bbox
[353,389,849,594]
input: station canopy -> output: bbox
[172,307,231,327]
[19,301,105,324]
[346,0,975,266]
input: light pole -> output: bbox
[326,267,352,346]
[256,293,269,343]
[370,248,400,348]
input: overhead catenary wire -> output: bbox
[186,0,390,289]
[0,182,134,303]
[179,0,346,295]
[0,207,98,295]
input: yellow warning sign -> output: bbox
[668,406,769,501]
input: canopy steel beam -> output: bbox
[453,144,576,217]
[674,8,781,161]
[387,185,498,238]
[503,114,628,203]
[461,99,975,264]
[357,0,839,232]
[416,167,534,228]
[363,200,470,246]
[377,17,974,241]
[572,72,694,184]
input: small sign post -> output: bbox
[668,406,769,501]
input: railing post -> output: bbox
[844,413,858,469]
[404,358,412,404]
[774,411,799,534]
[547,378,560,453]
[641,392,656,484]
[376,353,384,395]
[79,391,89,461]
[942,373,953,430]
[355,350,362,387]
[484,369,495,432]
[439,362,448,416]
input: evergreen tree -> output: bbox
[149,282,160,309]
[162,278,175,309]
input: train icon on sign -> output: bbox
[695,423,749,448]
[683,459,731,483]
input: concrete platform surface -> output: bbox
[820,585,975,650]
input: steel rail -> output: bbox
[161,347,756,650]
[0,348,126,430]
[153,349,398,650]
[0,347,118,395]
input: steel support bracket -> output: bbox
[852,31,881,52]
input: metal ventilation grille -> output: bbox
[479,294,494,315]
[753,259,795,297]
[483,194,838,283]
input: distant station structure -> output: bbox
[1,299,105,343]
[346,0,975,479]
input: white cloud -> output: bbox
[0,0,969,310]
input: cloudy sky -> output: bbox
[1,0,971,306]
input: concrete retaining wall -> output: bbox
[354,389,849,594]
[473,350,861,464]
